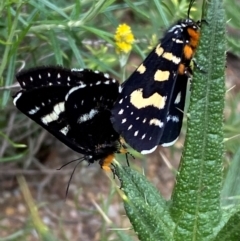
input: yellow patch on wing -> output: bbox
[130,88,166,109]
[137,64,146,74]
[154,70,170,82]
[155,44,164,56]
[162,52,181,64]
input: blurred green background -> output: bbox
[0,0,239,240]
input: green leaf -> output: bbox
[0,152,28,162]
[115,166,174,241]
[48,29,63,65]
[1,49,17,107]
[80,25,114,45]
[115,229,136,241]
[170,0,226,240]
[221,147,240,206]
[29,0,70,20]
[214,208,240,240]
[66,32,85,68]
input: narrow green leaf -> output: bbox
[103,11,119,26]
[0,131,27,149]
[18,176,58,241]
[81,52,120,78]
[170,0,226,240]
[0,4,20,89]
[70,0,81,20]
[124,0,150,20]
[99,0,117,12]
[29,0,70,20]
[106,1,146,12]
[48,30,63,65]
[221,147,240,206]
[2,50,17,107]
[115,230,135,241]
[214,208,240,240]
[153,0,169,27]
[80,25,114,45]
[66,32,85,68]
[115,166,174,241]
[80,0,111,24]
[0,152,28,162]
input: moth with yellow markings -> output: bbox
[111,0,201,154]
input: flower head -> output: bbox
[114,23,135,54]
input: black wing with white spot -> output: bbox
[13,66,121,162]
[111,23,189,154]
[160,74,188,146]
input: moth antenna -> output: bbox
[65,159,83,199]
[57,156,84,170]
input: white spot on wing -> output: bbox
[118,86,123,93]
[60,126,70,135]
[30,76,33,81]
[122,118,127,124]
[118,109,124,115]
[53,102,65,116]
[41,102,65,125]
[65,85,86,101]
[41,111,58,125]
[57,73,61,78]
[172,38,184,44]
[72,68,83,72]
[161,137,179,147]
[78,109,98,123]
[104,73,110,78]
[28,106,40,115]
[48,73,51,77]
[128,125,132,130]
[38,74,41,79]
[167,115,179,122]
[174,92,181,104]
[149,118,164,128]
[134,131,138,136]
[168,25,181,32]
[141,146,158,154]
[13,92,23,106]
